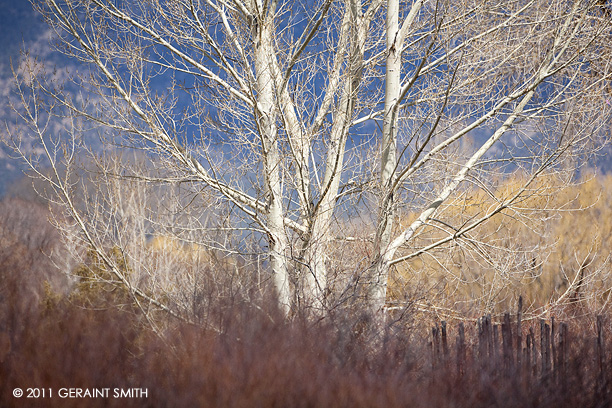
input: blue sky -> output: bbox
[0,1,45,76]
[0,1,46,195]
[1,0,610,199]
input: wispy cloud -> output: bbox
[1,20,83,192]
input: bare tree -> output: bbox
[5,0,612,324]
[368,0,612,317]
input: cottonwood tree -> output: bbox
[6,0,612,323]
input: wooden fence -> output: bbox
[430,297,608,387]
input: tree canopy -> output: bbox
[6,0,612,325]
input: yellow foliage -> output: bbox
[148,235,237,272]
[148,235,213,263]
[389,172,612,316]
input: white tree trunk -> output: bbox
[370,0,402,316]
[254,8,291,315]
[302,0,374,313]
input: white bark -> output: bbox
[300,0,382,313]
[253,6,292,314]
[369,0,403,315]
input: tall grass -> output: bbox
[1,197,611,407]
[2,265,611,407]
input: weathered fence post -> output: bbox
[478,316,486,366]
[597,315,606,390]
[541,320,551,376]
[441,320,449,366]
[456,322,466,376]
[502,313,514,373]
[493,323,499,365]
[530,327,537,377]
[517,296,523,372]
[558,322,568,384]
[526,329,532,377]
[551,317,556,382]
[432,323,440,369]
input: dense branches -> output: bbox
[5,0,612,324]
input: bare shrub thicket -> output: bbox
[2,264,612,407]
[0,197,68,313]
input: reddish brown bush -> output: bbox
[0,196,611,407]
